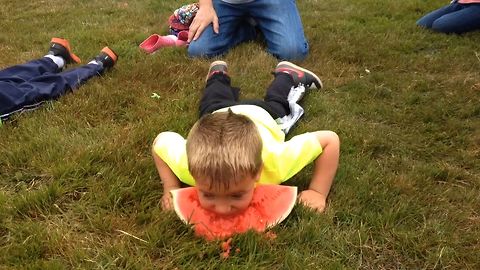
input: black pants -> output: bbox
[199,72,295,118]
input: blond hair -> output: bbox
[186,110,263,190]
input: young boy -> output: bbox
[0,38,118,120]
[152,61,339,214]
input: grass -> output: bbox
[0,0,479,268]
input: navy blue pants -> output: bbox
[0,57,103,119]
[417,2,480,34]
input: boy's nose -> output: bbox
[214,204,233,215]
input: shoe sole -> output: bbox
[51,37,81,63]
[101,47,118,63]
[277,61,323,89]
[205,60,228,82]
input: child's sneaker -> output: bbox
[47,38,81,64]
[274,61,323,89]
[205,60,228,82]
[92,47,118,69]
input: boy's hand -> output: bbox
[161,192,173,211]
[152,138,181,211]
[300,130,339,213]
[298,190,327,213]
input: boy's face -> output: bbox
[196,173,260,216]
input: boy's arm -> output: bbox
[188,0,219,42]
[298,131,340,213]
[152,144,181,210]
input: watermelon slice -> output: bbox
[171,185,297,240]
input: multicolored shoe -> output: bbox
[205,60,228,82]
[47,38,81,64]
[92,47,118,69]
[274,61,323,89]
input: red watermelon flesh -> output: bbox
[170,185,297,240]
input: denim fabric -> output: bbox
[0,58,103,119]
[188,0,308,60]
[416,2,480,33]
[222,0,254,3]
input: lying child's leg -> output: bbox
[0,38,83,118]
[0,46,117,119]
[0,38,80,81]
[199,61,241,116]
[261,61,323,133]
[27,47,117,94]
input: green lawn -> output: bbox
[1,0,479,269]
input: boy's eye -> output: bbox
[231,193,244,199]
[202,193,215,199]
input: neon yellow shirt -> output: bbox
[153,105,322,186]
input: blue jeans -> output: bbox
[416,2,480,34]
[0,58,103,119]
[188,0,308,60]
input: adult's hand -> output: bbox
[188,1,219,42]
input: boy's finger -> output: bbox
[161,196,173,210]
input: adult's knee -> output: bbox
[188,42,221,58]
[416,17,433,29]
[271,42,309,61]
[431,19,460,34]
[187,43,207,58]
